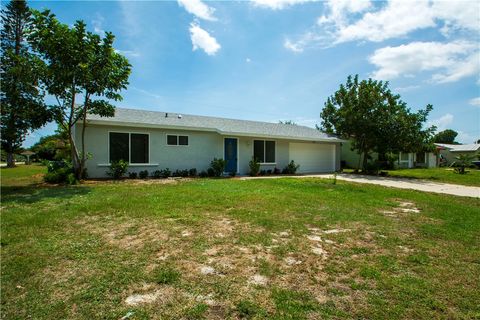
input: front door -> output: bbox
[224,138,238,173]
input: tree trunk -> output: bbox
[6,152,15,168]
[362,151,369,172]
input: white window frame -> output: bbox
[108,131,151,165]
[252,139,276,165]
[166,134,189,147]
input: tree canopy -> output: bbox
[320,75,435,170]
[29,9,131,179]
[0,0,51,167]
[433,129,458,144]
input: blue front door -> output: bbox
[224,138,238,173]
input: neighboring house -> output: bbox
[435,143,480,165]
[74,108,343,178]
[341,140,437,169]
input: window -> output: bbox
[109,133,129,162]
[399,152,409,161]
[131,134,149,164]
[109,132,149,164]
[253,140,275,163]
[167,134,188,146]
[416,152,425,163]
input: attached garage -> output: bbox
[289,142,335,173]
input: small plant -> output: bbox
[266,169,272,175]
[333,172,337,185]
[249,157,260,176]
[260,169,266,176]
[129,172,138,179]
[236,300,264,318]
[152,170,162,179]
[453,153,477,174]
[160,168,171,178]
[283,160,300,174]
[210,158,226,177]
[188,168,197,177]
[274,167,281,174]
[106,160,129,179]
[139,170,149,179]
[229,171,236,177]
[207,167,215,177]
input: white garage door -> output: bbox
[289,142,335,173]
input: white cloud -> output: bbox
[469,97,480,107]
[428,113,454,131]
[457,131,478,144]
[287,0,480,50]
[115,49,141,58]
[246,57,251,63]
[189,23,221,55]
[178,0,217,21]
[284,38,304,52]
[394,85,420,93]
[92,13,106,37]
[252,0,317,10]
[369,41,479,83]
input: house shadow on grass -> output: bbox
[1,184,91,205]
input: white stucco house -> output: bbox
[74,108,343,178]
[435,143,480,165]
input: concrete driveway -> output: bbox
[241,173,480,198]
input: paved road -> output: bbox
[241,173,480,198]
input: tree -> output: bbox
[30,10,131,179]
[30,125,69,161]
[320,75,435,170]
[433,129,458,144]
[0,0,51,167]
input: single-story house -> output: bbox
[341,140,437,169]
[74,108,343,178]
[435,143,480,165]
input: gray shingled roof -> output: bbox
[87,108,342,142]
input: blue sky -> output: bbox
[25,0,480,146]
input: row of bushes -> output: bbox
[248,158,300,176]
[106,158,228,180]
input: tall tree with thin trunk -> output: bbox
[0,0,51,167]
[320,75,435,170]
[30,10,131,179]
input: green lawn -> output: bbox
[343,167,480,187]
[1,165,479,319]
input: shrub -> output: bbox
[129,172,138,179]
[180,169,189,177]
[229,171,236,177]
[189,168,197,177]
[260,170,266,176]
[152,170,161,179]
[283,160,300,174]
[207,167,215,177]
[44,160,76,184]
[273,167,281,175]
[210,158,226,177]
[139,170,149,179]
[363,161,380,175]
[249,158,260,176]
[161,168,171,178]
[199,170,208,178]
[106,160,129,179]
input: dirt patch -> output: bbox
[380,199,422,217]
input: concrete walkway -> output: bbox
[240,173,480,198]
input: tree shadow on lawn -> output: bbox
[1,184,91,205]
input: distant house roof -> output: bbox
[86,108,342,142]
[435,143,480,152]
